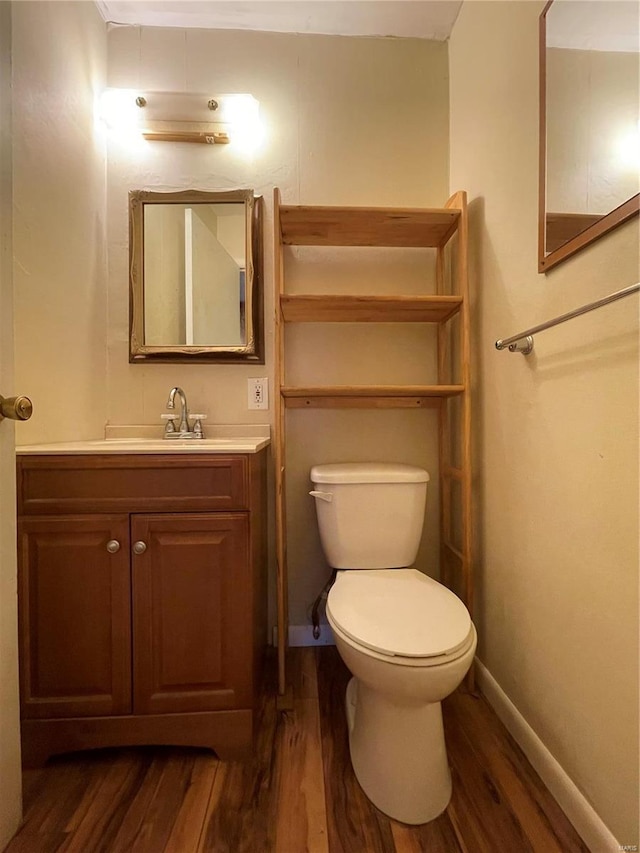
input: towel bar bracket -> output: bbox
[499,336,534,354]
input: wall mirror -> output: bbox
[539,0,639,272]
[129,188,263,362]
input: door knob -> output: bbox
[0,394,33,421]
[133,541,147,555]
[106,539,121,553]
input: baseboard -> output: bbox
[475,659,621,853]
[271,624,336,647]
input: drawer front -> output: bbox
[17,455,249,514]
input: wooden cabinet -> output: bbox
[16,451,267,766]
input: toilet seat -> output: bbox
[326,569,473,664]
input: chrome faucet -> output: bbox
[166,386,190,434]
[163,387,206,439]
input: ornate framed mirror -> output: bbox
[129,188,263,362]
[539,0,639,272]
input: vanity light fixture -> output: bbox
[100,89,261,146]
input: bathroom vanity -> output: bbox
[16,436,268,766]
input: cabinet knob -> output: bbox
[133,541,147,555]
[106,539,120,554]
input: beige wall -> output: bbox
[12,0,108,445]
[449,2,639,845]
[0,2,22,846]
[106,26,450,627]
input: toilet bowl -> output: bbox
[326,569,477,824]
[310,463,477,825]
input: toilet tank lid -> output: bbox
[310,462,429,485]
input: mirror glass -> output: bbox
[129,189,263,362]
[539,0,639,271]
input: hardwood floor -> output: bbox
[5,647,590,853]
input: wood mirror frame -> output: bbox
[129,188,264,363]
[539,0,639,273]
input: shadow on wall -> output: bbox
[529,329,638,382]
[467,194,486,648]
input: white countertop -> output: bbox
[16,424,271,455]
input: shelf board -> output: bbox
[279,205,460,248]
[282,385,464,408]
[280,294,462,323]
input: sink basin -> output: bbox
[16,429,270,455]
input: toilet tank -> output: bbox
[310,462,429,569]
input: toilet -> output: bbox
[310,462,477,825]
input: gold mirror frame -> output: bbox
[539,0,639,273]
[129,188,264,362]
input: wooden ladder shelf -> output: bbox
[273,190,473,695]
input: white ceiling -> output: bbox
[547,1,640,53]
[95,1,463,40]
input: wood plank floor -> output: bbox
[5,647,590,853]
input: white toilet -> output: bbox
[310,462,477,825]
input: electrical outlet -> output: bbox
[248,377,269,410]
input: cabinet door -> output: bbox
[18,515,131,719]
[132,513,251,714]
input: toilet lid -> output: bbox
[327,569,472,658]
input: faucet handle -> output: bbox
[161,413,177,435]
[191,414,207,438]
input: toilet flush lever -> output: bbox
[309,490,333,502]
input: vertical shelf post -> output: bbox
[444,190,474,690]
[273,188,289,697]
